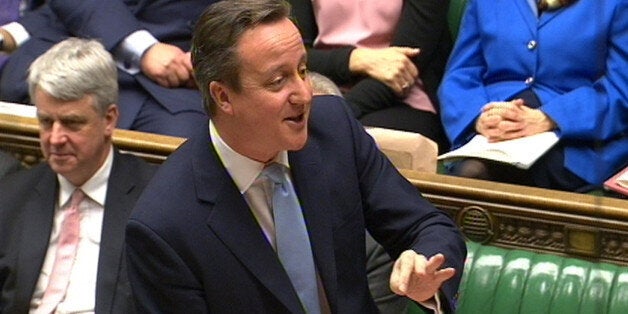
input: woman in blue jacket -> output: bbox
[438,0,627,192]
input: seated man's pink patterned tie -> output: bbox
[37,189,84,314]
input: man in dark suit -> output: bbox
[125,0,466,313]
[0,38,155,313]
[0,0,220,138]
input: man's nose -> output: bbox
[290,74,313,104]
[49,123,68,144]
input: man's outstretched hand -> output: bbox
[390,251,455,303]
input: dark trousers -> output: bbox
[447,144,594,193]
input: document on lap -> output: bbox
[604,165,628,196]
[437,131,559,170]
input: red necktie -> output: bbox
[36,189,85,314]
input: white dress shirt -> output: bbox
[209,120,288,248]
[30,148,114,314]
[0,22,157,75]
[113,30,158,75]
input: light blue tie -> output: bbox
[262,163,321,314]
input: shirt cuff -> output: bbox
[418,292,443,314]
[113,29,158,75]
[2,22,30,47]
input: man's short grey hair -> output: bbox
[27,37,118,116]
[309,72,343,97]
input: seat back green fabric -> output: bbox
[458,241,628,313]
[448,0,468,40]
[408,241,628,313]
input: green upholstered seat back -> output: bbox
[457,241,628,313]
[408,241,628,313]
[447,0,468,40]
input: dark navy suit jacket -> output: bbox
[0,0,218,129]
[126,95,466,313]
[0,151,155,313]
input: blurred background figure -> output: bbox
[290,0,452,154]
[0,0,220,138]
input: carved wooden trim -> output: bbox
[401,170,628,266]
[2,112,627,266]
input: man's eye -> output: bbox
[38,118,53,128]
[298,67,308,80]
[270,77,286,87]
[63,121,83,130]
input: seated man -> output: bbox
[0,0,45,68]
[0,0,219,138]
[0,38,155,313]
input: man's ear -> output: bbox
[104,104,119,136]
[209,81,234,115]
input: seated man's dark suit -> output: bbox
[126,95,466,313]
[0,0,219,137]
[0,151,155,313]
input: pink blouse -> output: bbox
[312,0,435,113]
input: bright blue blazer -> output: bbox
[438,0,628,185]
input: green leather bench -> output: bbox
[409,241,628,313]
[460,241,628,313]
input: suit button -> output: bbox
[525,77,535,85]
[527,40,537,50]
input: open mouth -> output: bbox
[285,113,305,123]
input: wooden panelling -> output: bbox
[2,111,626,266]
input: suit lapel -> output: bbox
[15,167,57,309]
[195,134,306,313]
[290,140,338,312]
[514,0,567,29]
[538,7,564,28]
[514,0,539,35]
[94,152,137,313]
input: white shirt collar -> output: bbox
[57,147,114,208]
[209,120,289,193]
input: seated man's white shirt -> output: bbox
[2,22,29,47]
[29,148,114,314]
[113,30,158,75]
[0,23,156,76]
